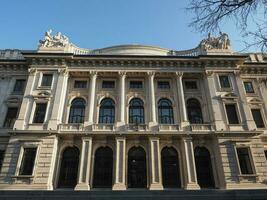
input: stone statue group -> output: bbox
[39,29,70,48]
[200,32,231,50]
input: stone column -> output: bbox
[181,137,200,189]
[234,71,257,130]
[47,135,58,190]
[75,137,92,190]
[113,137,126,190]
[149,137,163,190]
[88,71,97,125]
[116,71,126,128]
[258,78,267,116]
[14,68,37,130]
[204,71,226,130]
[48,69,69,130]
[148,72,157,127]
[175,72,189,128]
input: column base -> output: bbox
[149,183,163,190]
[148,121,158,130]
[75,183,90,190]
[115,121,126,131]
[47,119,59,130]
[180,121,190,130]
[245,120,257,131]
[184,182,200,190]
[112,183,127,190]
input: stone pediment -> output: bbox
[220,92,238,99]
[248,97,263,104]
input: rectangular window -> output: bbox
[33,103,47,123]
[41,74,53,87]
[184,81,198,89]
[130,81,143,89]
[102,80,115,89]
[236,148,253,175]
[243,81,254,93]
[74,80,87,89]
[0,150,5,171]
[157,81,170,89]
[19,147,37,175]
[219,75,231,88]
[251,109,265,128]
[264,150,267,160]
[3,107,18,128]
[225,104,239,124]
[13,79,26,93]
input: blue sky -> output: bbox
[0,0,255,52]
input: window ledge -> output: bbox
[238,174,259,182]
[220,88,233,92]
[11,175,34,179]
[37,86,51,90]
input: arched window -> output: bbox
[99,98,115,124]
[69,98,86,123]
[129,98,144,124]
[158,99,174,124]
[58,146,79,188]
[161,147,181,188]
[194,147,215,188]
[128,147,147,188]
[187,98,203,124]
[93,147,113,188]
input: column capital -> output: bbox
[58,68,69,76]
[147,71,156,77]
[89,71,98,77]
[204,70,214,77]
[118,71,127,77]
[175,72,183,78]
[28,68,37,75]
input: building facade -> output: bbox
[0,31,267,191]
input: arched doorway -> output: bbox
[58,146,80,188]
[93,147,113,188]
[161,147,181,188]
[128,147,147,188]
[194,146,215,188]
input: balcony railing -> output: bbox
[92,124,115,131]
[127,124,148,131]
[158,124,180,131]
[58,123,84,131]
[190,124,215,131]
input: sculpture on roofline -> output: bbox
[200,32,231,50]
[39,29,70,48]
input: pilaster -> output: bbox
[116,71,126,129]
[87,71,97,125]
[148,71,157,128]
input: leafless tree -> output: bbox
[187,0,267,52]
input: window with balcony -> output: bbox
[158,98,174,124]
[102,80,115,89]
[129,98,144,124]
[13,79,26,93]
[157,81,170,89]
[19,147,37,175]
[74,80,87,89]
[3,107,18,128]
[219,75,231,89]
[33,103,47,123]
[251,109,265,128]
[225,104,239,124]
[187,98,203,124]
[130,81,143,89]
[99,98,115,124]
[41,74,53,87]
[184,81,198,90]
[243,81,254,94]
[236,147,254,175]
[69,98,85,123]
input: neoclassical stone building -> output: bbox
[0,31,267,191]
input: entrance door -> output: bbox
[194,147,215,188]
[128,147,147,188]
[161,147,181,188]
[93,147,113,188]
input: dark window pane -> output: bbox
[129,98,144,124]
[0,150,5,171]
[19,148,37,175]
[102,81,115,89]
[237,148,253,175]
[3,107,18,128]
[225,104,239,124]
[251,109,265,128]
[41,74,53,87]
[74,80,87,88]
[69,98,85,123]
[244,82,254,93]
[99,98,115,124]
[185,81,197,89]
[158,99,174,124]
[13,79,26,93]
[158,81,170,89]
[187,99,203,124]
[33,103,47,123]
[264,151,267,160]
[219,75,231,88]
[130,81,143,89]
